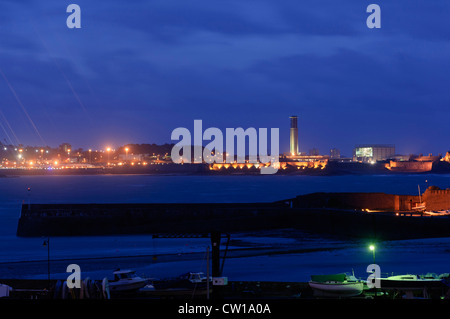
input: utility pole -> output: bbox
[210,231,221,278]
[206,246,210,300]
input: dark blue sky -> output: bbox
[0,0,449,156]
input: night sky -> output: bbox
[0,1,449,157]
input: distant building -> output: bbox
[443,152,450,162]
[290,116,299,156]
[118,154,147,162]
[59,143,72,154]
[309,148,320,156]
[411,154,441,162]
[389,154,411,162]
[353,144,395,163]
[330,148,340,159]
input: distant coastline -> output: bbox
[1,160,450,176]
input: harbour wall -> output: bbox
[16,190,450,240]
[16,202,293,237]
[293,192,422,211]
[385,161,433,172]
[293,187,450,212]
[3,160,450,176]
[424,188,450,211]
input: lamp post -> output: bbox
[125,147,129,163]
[43,237,50,289]
[369,244,376,264]
[27,187,31,211]
[369,244,377,297]
[106,147,111,166]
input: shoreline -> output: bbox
[2,160,450,177]
[0,246,344,280]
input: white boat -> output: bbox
[424,210,450,216]
[412,184,426,211]
[377,273,448,299]
[309,273,364,297]
[153,272,211,290]
[108,269,148,292]
[412,204,426,211]
[379,274,446,290]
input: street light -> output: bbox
[106,147,111,166]
[125,147,129,162]
[369,244,378,297]
[43,237,50,288]
[369,244,376,264]
[27,187,31,210]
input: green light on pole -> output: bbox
[369,244,376,264]
[369,244,378,297]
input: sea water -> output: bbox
[0,174,449,281]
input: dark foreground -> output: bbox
[1,278,449,300]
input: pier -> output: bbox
[16,187,450,240]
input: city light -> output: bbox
[1,139,449,173]
[0,144,171,169]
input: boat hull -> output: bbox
[309,281,364,297]
[109,279,148,292]
[379,278,446,290]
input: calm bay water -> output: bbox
[0,173,449,281]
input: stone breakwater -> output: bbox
[16,188,450,240]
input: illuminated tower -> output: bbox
[290,116,298,156]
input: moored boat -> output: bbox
[378,273,447,290]
[108,269,148,293]
[153,272,211,290]
[376,273,450,299]
[309,273,364,297]
[423,210,450,216]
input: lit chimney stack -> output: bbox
[290,115,298,156]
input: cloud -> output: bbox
[0,0,448,153]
